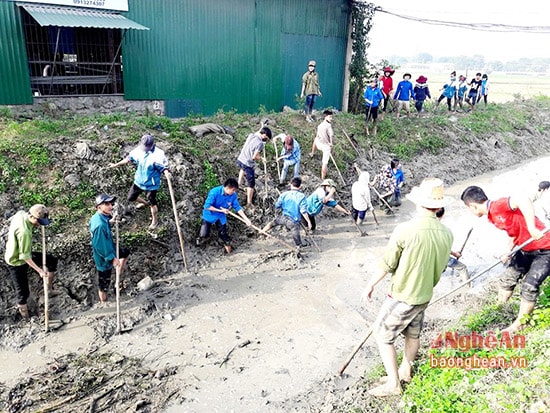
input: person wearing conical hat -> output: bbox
[363,178,453,397]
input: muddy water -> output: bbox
[1,156,548,413]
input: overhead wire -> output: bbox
[366,5,550,34]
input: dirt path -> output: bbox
[1,156,549,412]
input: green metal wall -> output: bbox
[123,0,350,116]
[0,0,32,104]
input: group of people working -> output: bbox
[364,177,550,397]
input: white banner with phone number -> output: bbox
[12,0,128,11]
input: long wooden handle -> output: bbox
[41,226,49,332]
[226,210,298,252]
[166,173,189,271]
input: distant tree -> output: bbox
[415,53,433,63]
[488,61,504,72]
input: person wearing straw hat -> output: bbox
[362,178,453,397]
[461,185,550,334]
[90,194,130,303]
[109,134,171,230]
[4,204,59,318]
[300,60,322,122]
[304,178,350,231]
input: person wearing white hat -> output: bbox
[362,178,453,397]
[4,204,58,318]
[304,178,350,230]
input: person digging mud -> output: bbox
[304,178,350,231]
[309,110,334,180]
[90,194,130,303]
[461,185,550,334]
[4,204,58,318]
[362,178,453,397]
[237,126,272,208]
[196,178,252,254]
[262,177,312,248]
[351,165,374,226]
[109,134,171,230]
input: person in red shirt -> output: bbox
[461,185,550,334]
[379,66,395,117]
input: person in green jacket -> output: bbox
[4,204,58,318]
[90,194,130,303]
[362,178,453,397]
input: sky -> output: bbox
[367,0,550,62]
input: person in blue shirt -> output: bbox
[262,177,312,247]
[275,134,301,186]
[90,194,130,303]
[304,179,350,231]
[479,74,489,106]
[391,158,405,207]
[363,78,385,135]
[109,134,171,230]
[434,71,457,111]
[196,178,252,254]
[393,73,415,118]
[456,75,468,112]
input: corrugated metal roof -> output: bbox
[17,2,149,30]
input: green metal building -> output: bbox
[0,0,351,116]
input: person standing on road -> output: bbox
[262,177,312,248]
[461,185,550,334]
[275,134,301,186]
[300,60,322,123]
[90,194,130,303]
[109,134,171,230]
[5,204,58,318]
[196,178,252,254]
[309,110,335,180]
[237,127,272,208]
[363,178,453,397]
